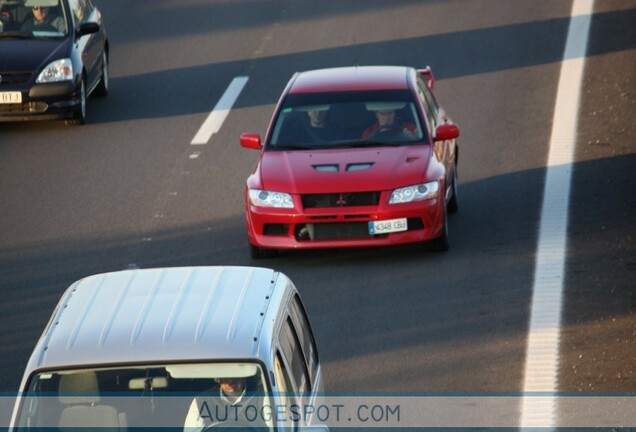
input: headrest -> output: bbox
[58,372,100,404]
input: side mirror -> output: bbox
[76,22,99,39]
[240,133,262,150]
[435,124,459,141]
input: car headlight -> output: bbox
[36,59,73,83]
[389,181,440,204]
[248,189,294,208]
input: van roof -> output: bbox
[26,267,288,372]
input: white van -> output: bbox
[10,266,328,431]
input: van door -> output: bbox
[273,351,298,431]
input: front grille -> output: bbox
[295,218,424,241]
[302,192,381,208]
[296,222,379,241]
[0,72,33,86]
[0,102,47,114]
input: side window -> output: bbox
[417,79,438,133]
[274,353,296,431]
[68,0,92,24]
[84,0,95,18]
[288,294,319,384]
[278,317,310,393]
[420,78,440,114]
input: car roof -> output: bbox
[288,65,413,94]
[25,267,289,372]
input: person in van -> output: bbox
[183,375,268,431]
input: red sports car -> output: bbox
[241,66,460,258]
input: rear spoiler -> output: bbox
[417,66,435,91]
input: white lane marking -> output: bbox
[191,76,249,145]
[520,0,594,428]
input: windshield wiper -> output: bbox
[271,143,314,150]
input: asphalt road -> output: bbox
[0,0,634,406]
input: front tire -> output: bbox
[66,77,87,126]
[447,167,459,214]
[427,207,449,252]
[94,52,109,97]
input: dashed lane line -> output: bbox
[191,76,249,145]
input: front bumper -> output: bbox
[0,81,80,122]
[246,193,446,250]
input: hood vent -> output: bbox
[311,163,375,172]
[346,163,374,172]
[312,164,339,172]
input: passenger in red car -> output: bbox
[361,110,416,139]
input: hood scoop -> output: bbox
[312,164,339,172]
[346,163,374,172]
[311,163,375,173]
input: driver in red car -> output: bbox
[361,109,416,139]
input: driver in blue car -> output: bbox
[361,109,416,139]
[21,5,65,33]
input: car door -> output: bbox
[416,78,455,200]
[68,0,101,91]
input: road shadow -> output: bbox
[39,8,636,125]
[1,154,634,392]
[0,7,632,130]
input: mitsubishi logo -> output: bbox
[335,194,347,206]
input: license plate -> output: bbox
[368,218,408,235]
[0,92,22,104]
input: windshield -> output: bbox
[15,362,275,430]
[267,89,428,150]
[0,0,68,38]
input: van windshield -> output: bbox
[16,362,275,430]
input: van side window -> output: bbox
[288,294,319,383]
[279,317,310,393]
[274,353,296,431]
